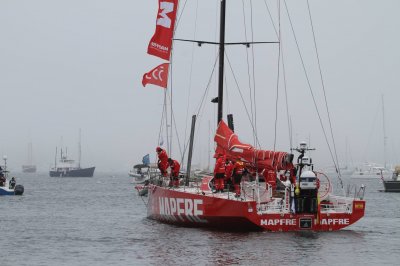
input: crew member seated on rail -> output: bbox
[168,158,181,187]
[156,147,169,177]
[213,154,226,192]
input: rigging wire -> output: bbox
[174,0,189,33]
[273,0,294,150]
[241,0,256,145]
[249,0,259,148]
[166,0,185,155]
[180,54,219,161]
[165,93,184,163]
[273,0,282,154]
[195,55,219,119]
[225,72,231,114]
[263,0,279,38]
[283,0,338,174]
[306,0,341,177]
[158,94,166,147]
[225,52,261,147]
[182,56,219,166]
[281,37,293,149]
[182,0,199,163]
[164,90,170,151]
[170,64,173,154]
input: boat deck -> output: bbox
[159,184,354,215]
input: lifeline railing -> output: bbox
[320,195,353,213]
[345,184,366,200]
[257,186,291,214]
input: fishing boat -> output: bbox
[0,156,24,196]
[49,149,95,177]
[381,165,400,192]
[138,0,366,231]
[49,131,95,177]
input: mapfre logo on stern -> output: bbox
[320,218,349,225]
[260,219,296,226]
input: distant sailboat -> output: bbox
[22,142,37,173]
[352,95,391,178]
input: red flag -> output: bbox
[147,0,178,60]
[142,63,169,88]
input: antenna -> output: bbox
[55,147,57,168]
[3,155,8,179]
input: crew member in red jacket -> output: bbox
[232,160,245,197]
[168,158,181,187]
[156,147,168,177]
[224,159,234,190]
[213,155,226,192]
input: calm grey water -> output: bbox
[1,172,399,266]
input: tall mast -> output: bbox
[217,0,226,124]
[381,94,387,169]
[28,142,33,165]
[78,129,82,168]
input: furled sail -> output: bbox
[214,120,293,171]
[147,0,178,60]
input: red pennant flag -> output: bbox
[147,0,178,60]
[142,63,169,88]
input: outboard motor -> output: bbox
[14,184,24,195]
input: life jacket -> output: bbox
[233,161,244,175]
[170,160,181,176]
[214,157,225,174]
[157,149,168,163]
[225,161,234,179]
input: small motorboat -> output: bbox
[382,166,400,192]
[0,156,24,196]
[129,163,160,184]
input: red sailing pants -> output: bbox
[158,160,168,177]
[233,173,242,196]
[214,173,225,191]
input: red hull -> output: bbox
[146,184,365,232]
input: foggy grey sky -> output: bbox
[1,0,400,172]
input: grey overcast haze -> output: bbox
[1,0,400,172]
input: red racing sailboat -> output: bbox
[138,0,366,231]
